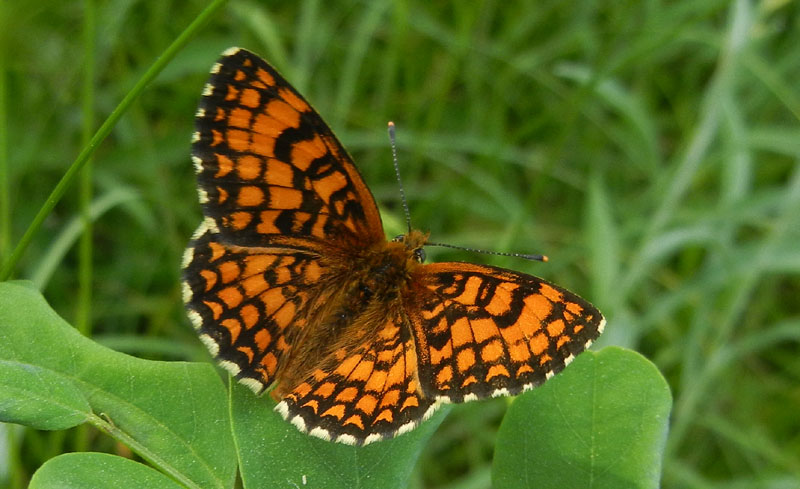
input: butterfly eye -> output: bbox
[414,248,426,263]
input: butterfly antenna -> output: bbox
[426,241,549,262]
[388,122,413,233]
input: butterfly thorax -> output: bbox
[271,229,429,397]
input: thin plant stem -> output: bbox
[77,0,96,337]
[0,33,8,264]
[88,414,204,489]
[6,425,23,489]
[73,0,97,456]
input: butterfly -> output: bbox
[182,47,605,446]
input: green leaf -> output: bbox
[0,360,90,429]
[0,282,236,489]
[492,347,672,489]
[230,382,450,489]
[29,452,185,489]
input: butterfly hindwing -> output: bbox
[276,312,437,445]
[405,262,605,402]
[192,48,385,248]
[182,220,324,392]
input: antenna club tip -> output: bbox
[387,121,395,128]
[541,255,549,262]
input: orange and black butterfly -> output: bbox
[182,47,605,446]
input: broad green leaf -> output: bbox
[0,360,90,429]
[29,452,185,489]
[0,282,236,489]
[493,347,671,489]
[230,382,449,489]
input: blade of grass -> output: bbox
[30,188,140,290]
[0,0,230,282]
[620,0,753,296]
[73,0,97,456]
[294,0,322,89]
[77,0,96,337]
[230,0,290,69]
[332,0,391,128]
[668,164,800,455]
[0,26,8,264]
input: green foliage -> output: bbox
[2,0,799,487]
[493,348,671,489]
[29,453,186,489]
[0,282,236,489]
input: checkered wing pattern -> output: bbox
[406,263,605,402]
[275,312,437,445]
[192,48,384,249]
[182,221,325,392]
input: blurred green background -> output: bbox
[1,0,799,487]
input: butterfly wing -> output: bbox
[272,261,604,445]
[182,221,324,392]
[191,47,384,249]
[185,48,386,392]
[275,311,437,445]
[404,262,605,402]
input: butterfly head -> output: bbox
[392,229,429,263]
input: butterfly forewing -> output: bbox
[191,48,384,248]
